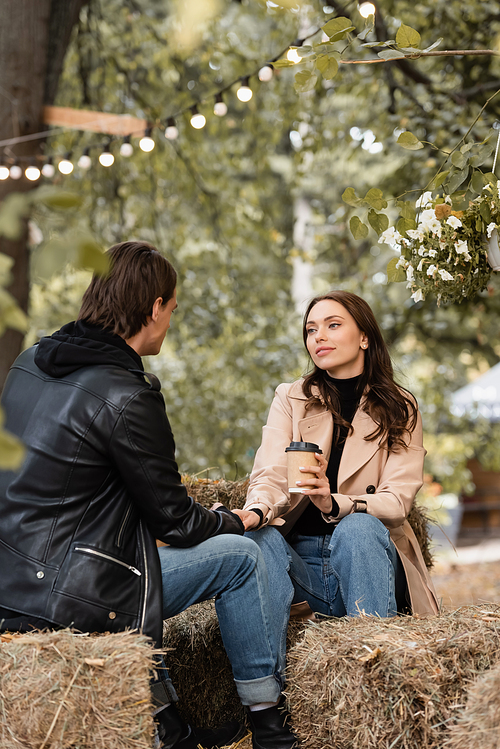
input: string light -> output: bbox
[78,147,91,169]
[9,163,22,179]
[286,48,301,63]
[236,77,253,102]
[258,65,274,82]
[58,153,74,174]
[164,117,179,140]
[42,158,55,178]
[99,144,115,167]
[213,93,227,117]
[25,163,41,181]
[359,2,376,18]
[0,163,9,180]
[139,128,155,152]
[120,136,133,156]
[190,105,206,129]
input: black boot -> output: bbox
[247,698,299,749]
[155,703,245,749]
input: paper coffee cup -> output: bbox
[285,441,322,494]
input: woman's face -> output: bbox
[305,299,368,379]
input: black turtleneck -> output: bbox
[297,373,362,536]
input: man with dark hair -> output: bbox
[0,242,298,749]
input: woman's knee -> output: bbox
[333,513,389,548]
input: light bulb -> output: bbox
[214,94,227,117]
[78,150,91,169]
[42,161,55,177]
[0,165,9,180]
[190,107,206,129]
[58,158,74,175]
[25,165,41,181]
[139,136,155,152]
[286,48,301,63]
[164,118,179,140]
[359,2,376,17]
[237,77,253,102]
[258,65,274,82]
[9,164,22,179]
[99,149,114,167]
[120,138,133,156]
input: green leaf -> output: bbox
[395,23,421,49]
[469,142,494,168]
[422,38,442,53]
[483,172,498,186]
[342,187,364,207]
[397,131,424,150]
[357,15,375,41]
[349,216,369,240]
[387,257,406,283]
[36,190,83,210]
[397,217,416,235]
[460,142,474,154]
[396,200,416,221]
[75,237,109,275]
[470,170,487,195]
[364,188,388,211]
[430,170,449,189]
[322,17,355,40]
[272,59,297,68]
[368,210,389,235]
[31,239,71,280]
[0,193,31,240]
[315,54,339,80]
[378,49,406,60]
[297,45,314,58]
[451,151,468,169]
[447,167,469,194]
[479,201,491,224]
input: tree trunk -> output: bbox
[0,0,86,391]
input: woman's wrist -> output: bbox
[324,495,339,517]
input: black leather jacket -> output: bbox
[0,322,243,646]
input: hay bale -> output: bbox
[445,653,500,749]
[286,605,500,749]
[182,476,434,569]
[163,600,305,728]
[0,629,155,749]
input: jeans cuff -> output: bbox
[234,674,282,706]
[150,677,178,708]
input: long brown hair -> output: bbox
[302,291,417,450]
[78,241,177,339]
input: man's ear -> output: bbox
[150,297,163,322]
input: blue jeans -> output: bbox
[248,514,404,668]
[157,534,284,706]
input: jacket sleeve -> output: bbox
[108,387,244,546]
[324,410,425,528]
[243,383,293,525]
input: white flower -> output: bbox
[416,191,433,208]
[497,180,500,198]
[406,264,414,281]
[428,249,437,258]
[444,196,452,204]
[418,245,427,256]
[454,240,469,255]
[438,269,454,281]
[411,288,425,302]
[395,256,406,269]
[446,216,462,229]
[379,226,403,246]
[417,259,424,271]
[407,228,425,241]
[463,251,471,261]
[419,209,442,236]
[487,222,497,238]
[427,264,437,276]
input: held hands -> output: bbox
[210,502,260,531]
[296,453,333,514]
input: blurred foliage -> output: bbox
[17,0,500,489]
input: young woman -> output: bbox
[244,291,438,638]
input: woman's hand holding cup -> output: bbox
[296,452,333,514]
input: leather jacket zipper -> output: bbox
[74,546,142,576]
[116,503,133,548]
[138,522,148,630]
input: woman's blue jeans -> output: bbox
[247,514,403,674]
[156,534,285,706]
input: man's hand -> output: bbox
[231,508,261,531]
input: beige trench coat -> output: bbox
[244,380,439,616]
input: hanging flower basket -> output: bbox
[380,181,500,305]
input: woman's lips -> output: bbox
[315,347,334,356]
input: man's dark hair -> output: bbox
[78,241,177,339]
